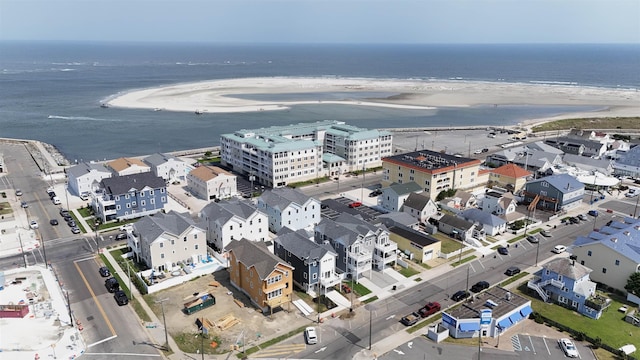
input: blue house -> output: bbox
[527,258,607,319]
[523,174,584,212]
[273,229,341,295]
[95,172,167,222]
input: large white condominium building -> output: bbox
[221,120,393,187]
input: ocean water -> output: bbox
[0,42,638,162]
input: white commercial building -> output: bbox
[220,120,392,187]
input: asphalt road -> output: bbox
[290,209,618,360]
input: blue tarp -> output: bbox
[520,306,533,318]
[498,318,512,329]
[459,322,480,332]
[509,312,523,324]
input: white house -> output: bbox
[401,192,439,224]
[187,165,237,201]
[460,208,507,236]
[128,211,206,272]
[66,162,112,197]
[106,157,151,176]
[380,182,423,212]
[200,199,268,252]
[144,153,193,183]
[257,188,321,233]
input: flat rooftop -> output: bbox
[384,149,480,174]
[447,286,530,320]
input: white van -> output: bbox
[52,196,61,205]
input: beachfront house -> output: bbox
[93,172,167,222]
[613,145,640,178]
[66,162,112,197]
[128,211,207,272]
[199,199,268,253]
[106,157,151,176]
[143,153,193,184]
[226,238,294,315]
[256,188,321,233]
[186,165,237,201]
[273,228,341,295]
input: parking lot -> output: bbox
[321,196,385,222]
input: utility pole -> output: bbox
[634,193,640,218]
[17,231,27,268]
[360,162,365,202]
[156,298,169,351]
[465,265,470,295]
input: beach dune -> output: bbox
[107,77,640,123]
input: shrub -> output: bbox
[574,331,585,342]
[591,336,602,349]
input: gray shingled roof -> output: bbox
[574,218,640,263]
[227,238,292,279]
[259,188,314,211]
[334,212,381,234]
[134,211,201,245]
[101,172,166,195]
[616,145,640,167]
[377,212,420,227]
[144,153,179,167]
[67,162,110,178]
[403,192,432,211]
[275,229,335,261]
[543,258,592,280]
[439,214,474,231]
[201,199,260,225]
[316,217,361,247]
[387,182,422,196]
[526,174,584,194]
[461,208,506,227]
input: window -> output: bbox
[184,236,187,242]
[267,288,282,300]
[160,253,165,259]
[312,273,317,280]
[615,259,620,266]
[160,243,164,248]
[195,244,198,250]
[267,274,282,285]
[587,250,592,256]
[602,268,607,274]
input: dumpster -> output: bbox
[183,293,216,315]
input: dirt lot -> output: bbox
[144,269,314,351]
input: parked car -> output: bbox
[558,338,579,358]
[587,210,599,217]
[400,312,421,326]
[115,233,128,240]
[29,220,39,229]
[99,266,111,277]
[418,302,441,317]
[49,219,59,226]
[497,246,509,255]
[67,220,76,227]
[526,235,539,243]
[505,266,521,276]
[119,224,133,232]
[482,148,489,153]
[304,327,318,345]
[569,217,580,224]
[71,227,81,234]
[15,189,23,196]
[553,245,567,254]
[368,189,382,197]
[348,201,362,208]
[577,214,588,221]
[105,277,120,293]
[21,201,28,208]
[451,290,470,302]
[470,281,490,293]
[540,230,552,237]
[321,203,329,209]
[114,290,129,306]
[59,208,70,217]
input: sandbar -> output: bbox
[107,77,640,125]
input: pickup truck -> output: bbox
[418,302,441,318]
[400,312,421,326]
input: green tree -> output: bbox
[624,272,640,296]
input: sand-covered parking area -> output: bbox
[107,77,640,119]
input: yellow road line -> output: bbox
[74,260,117,336]
[253,343,307,357]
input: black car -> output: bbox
[99,266,111,277]
[569,217,580,224]
[105,277,120,292]
[505,266,521,276]
[451,290,470,302]
[49,219,59,226]
[320,204,329,209]
[497,246,509,255]
[114,290,129,306]
[470,281,490,293]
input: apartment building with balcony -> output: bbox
[200,199,268,253]
[94,172,167,222]
[273,228,341,295]
[383,150,481,201]
[220,120,392,188]
[257,187,321,233]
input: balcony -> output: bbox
[320,273,343,288]
[585,294,611,312]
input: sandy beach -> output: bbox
[107,77,640,125]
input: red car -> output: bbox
[418,302,441,318]
[348,201,363,208]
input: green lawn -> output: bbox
[0,202,13,215]
[398,266,420,277]
[431,234,464,254]
[352,281,372,296]
[517,284,640,351]
[451,255,477,267]
[77,207,92,218]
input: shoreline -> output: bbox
[106,77,640,124]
